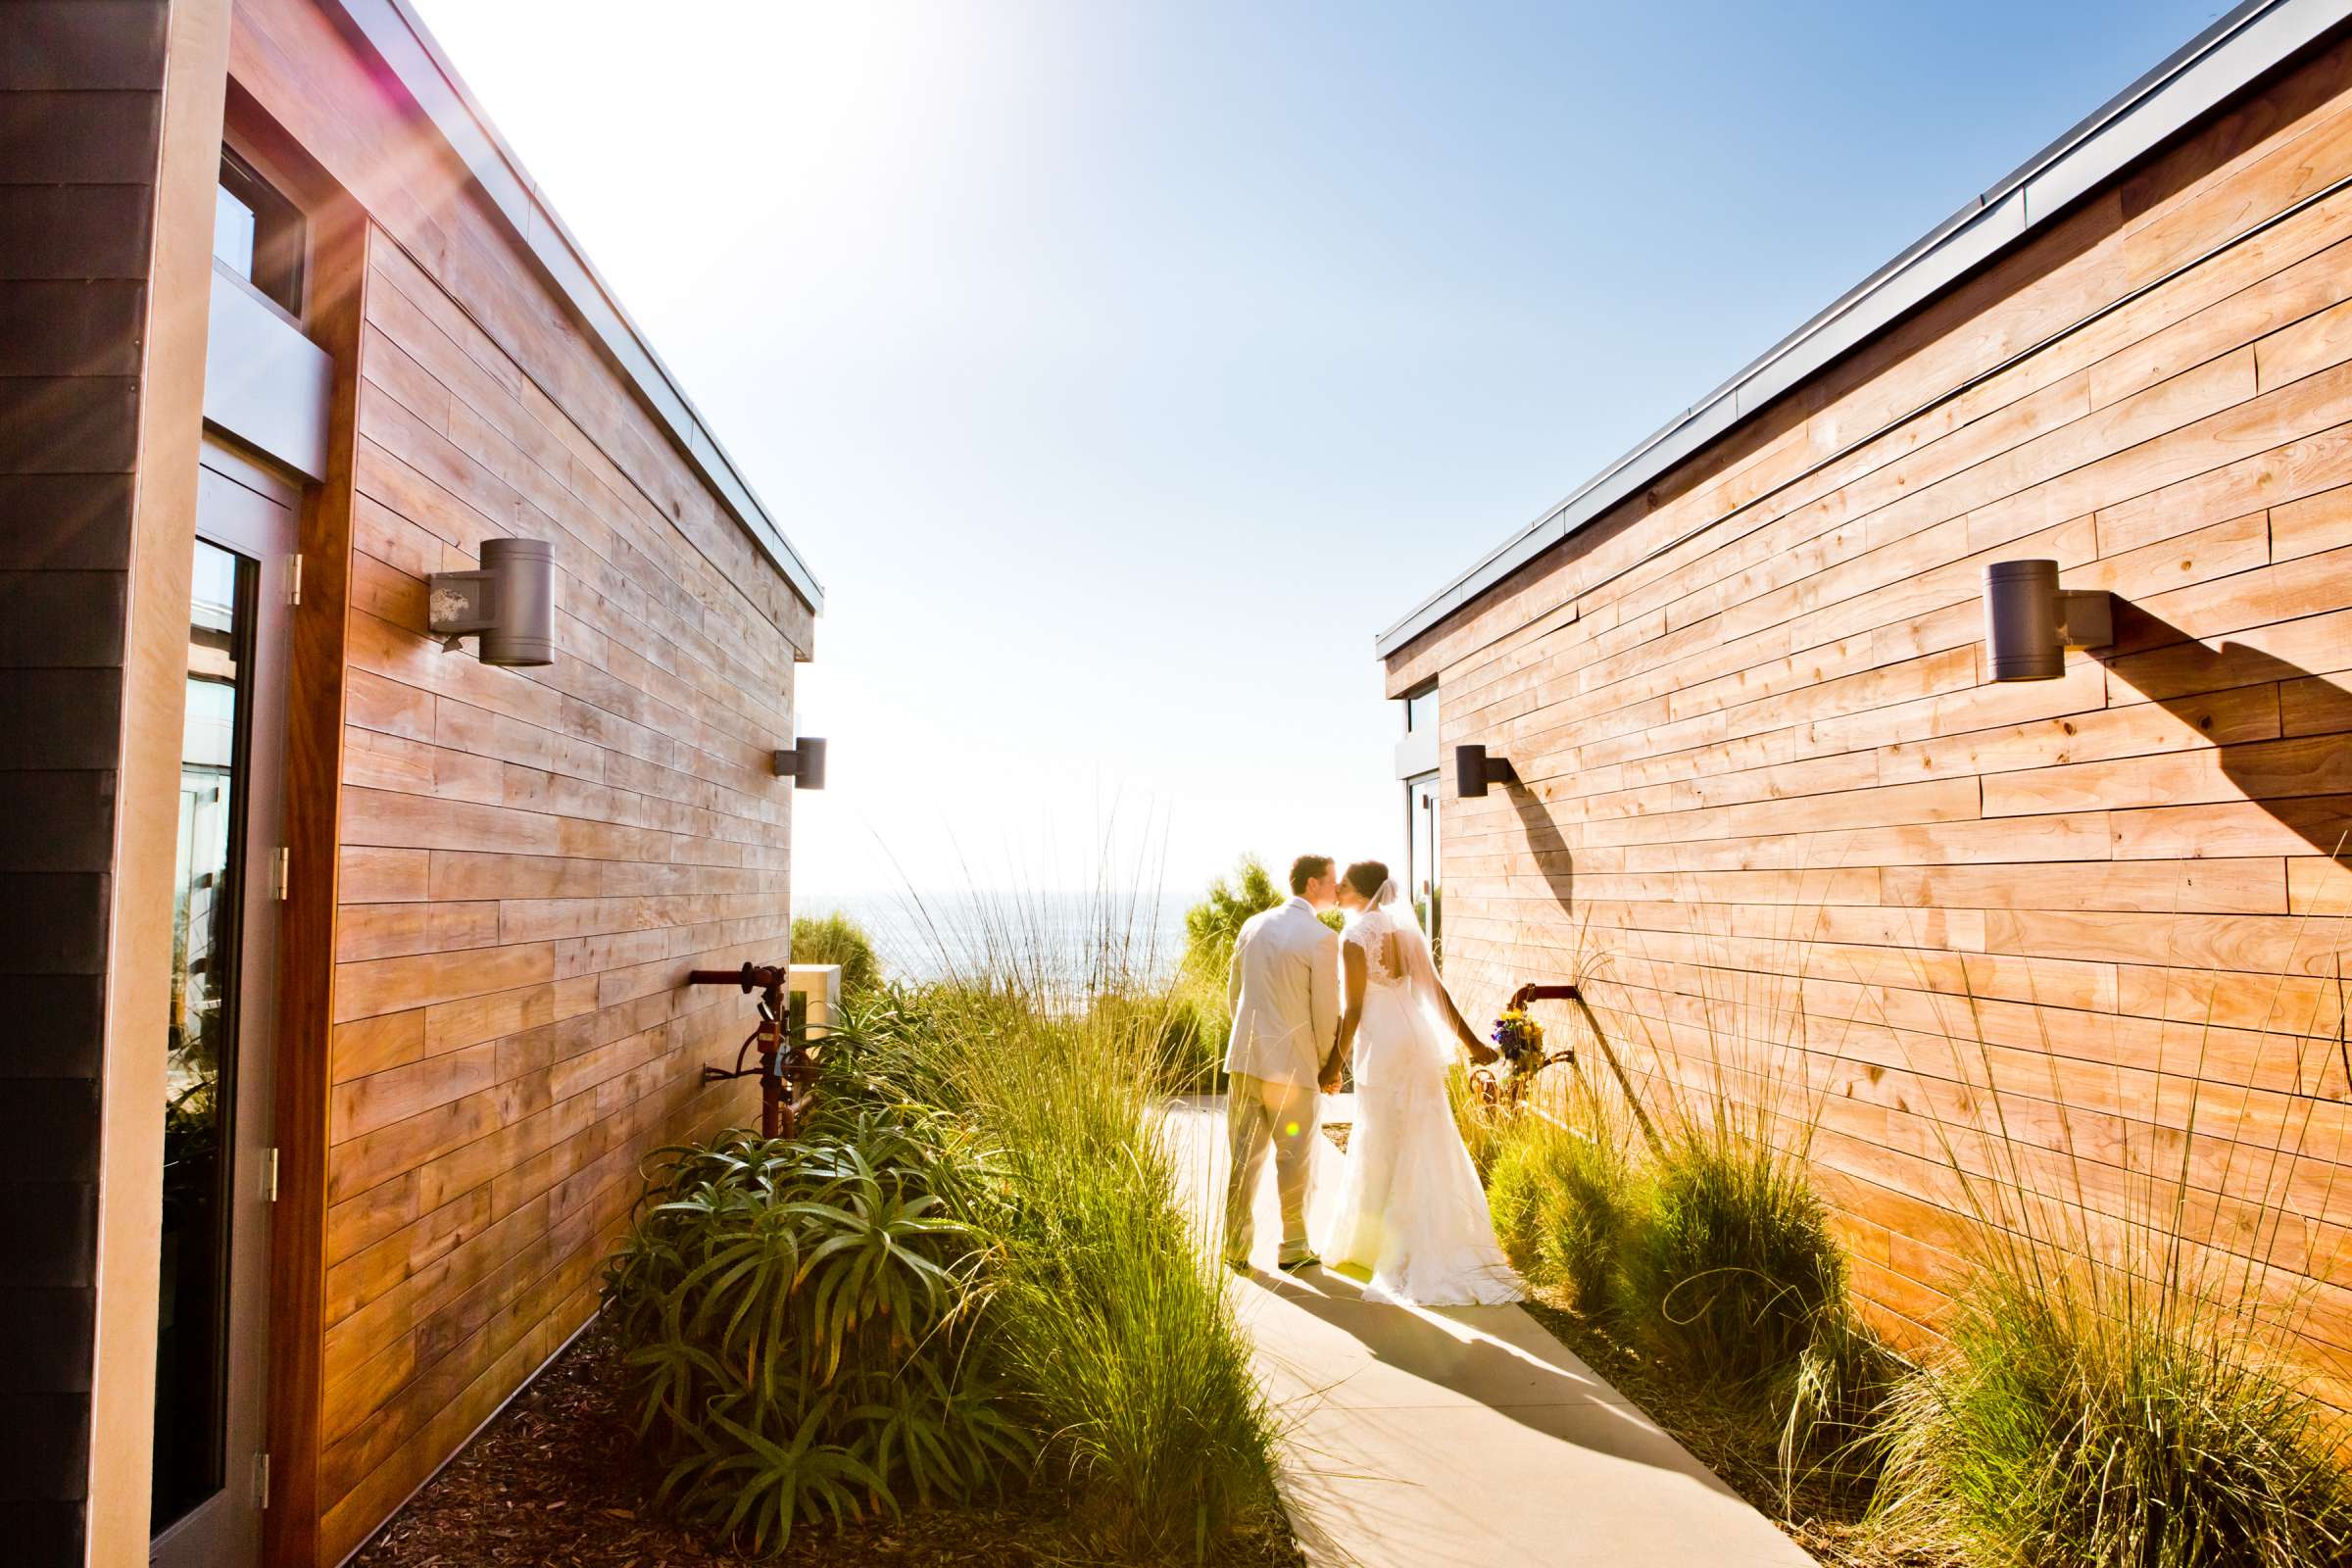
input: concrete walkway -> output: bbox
[1167,1095,1816,1568]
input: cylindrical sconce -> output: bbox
[773,737,827,789]
[1454,743,1516,799]
[1984,559,2113,682]
[426,537,555,666]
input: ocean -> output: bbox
[797,889,1195,989]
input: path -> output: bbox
[1166,1094,1816,1568]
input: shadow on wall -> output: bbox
[1503,780,1575,914]
[2099,601,2352,861]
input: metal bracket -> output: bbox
[426,566,499,652]
[2054,588,2114,650]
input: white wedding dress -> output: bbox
[1314,888,1523,1307]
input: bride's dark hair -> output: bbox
[1343,860,1389,901]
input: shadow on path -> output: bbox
[1237,1263,1740,1490]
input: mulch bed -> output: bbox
[352,1321,1301,1568]
[1513,1291,1957,1568]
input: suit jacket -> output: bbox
[1222,897,1340,1087]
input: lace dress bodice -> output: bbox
[1344,912,1432,1090]
[1346,919,1409,991]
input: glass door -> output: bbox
[152,446,295,1568]
[1407,772,1440,960]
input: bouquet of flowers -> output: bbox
[1491,1007,1546,1079]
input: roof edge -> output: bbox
[1374,0,2342,661]
[335,0,825,617]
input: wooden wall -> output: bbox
[225,0,814,1558]
[0,5,196,1559]
[313,224,797,1559]
[1389,35,2352,1394]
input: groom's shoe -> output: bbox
[1276,1252,1320,1274]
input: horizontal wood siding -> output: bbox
[310,228,795,1557]
[1390,36,2352,1397]
[0,5,170,1558]
[225,1,811,1556]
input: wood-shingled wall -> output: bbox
[224,0,811,1555]
[1388,34,2352,1396]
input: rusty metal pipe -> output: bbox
[687,962,798,1138]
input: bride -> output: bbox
[1314,860,1524,1306]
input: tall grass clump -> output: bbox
[1102,967,1227,1094]
[1479,1082,1642,1314]
[1871,886,2352,1568]
[832,892,1280,1558]
[1620,1124,1847,1389]
[792,909,885,999]
[1875,1252,2352,1567]
[1461,895,1905,1505]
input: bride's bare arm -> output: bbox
[1325,941,1367,1091]
[1435,975,1500,1065]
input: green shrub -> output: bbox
[830,952,1279,1556]
[603,1120,1025,1551]
[793,909,884,999]
[1874,1260,2352,1567]
[1179,856,1341,981]
[1180,857,1286,982]
[1618,1128,1846,1393]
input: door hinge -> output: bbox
[264,1147,279,1202]
[254,1450,270,1510]
[273,846,290,901]
[287,553,303,606]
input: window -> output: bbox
[1403,684,1438,735]
[156,539,251,1530]
[215,147,305,317]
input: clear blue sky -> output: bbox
[409,0,2232,898]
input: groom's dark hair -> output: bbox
[1344,860,1389,901]
[1289,855,1334,896]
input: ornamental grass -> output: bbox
[829,887,1281,1559]
[1868,880,2352,1568]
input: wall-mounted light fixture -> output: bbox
[427,538,554,666]
[1454,743,1516,799]
[772,737,827,789]
[1983,559,2113,681]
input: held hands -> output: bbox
[1318,1052,1346,1095]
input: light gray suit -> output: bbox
[1221,897,1340,1264]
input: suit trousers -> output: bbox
[1224,1071,1319,1264]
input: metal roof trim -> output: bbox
[331,0,825,617]
[1375,0,2343,660]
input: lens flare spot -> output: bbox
[1284,1121,1301,1138]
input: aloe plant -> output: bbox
[604,1119,1024,1552]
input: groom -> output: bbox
[1221,855,1341,1272]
